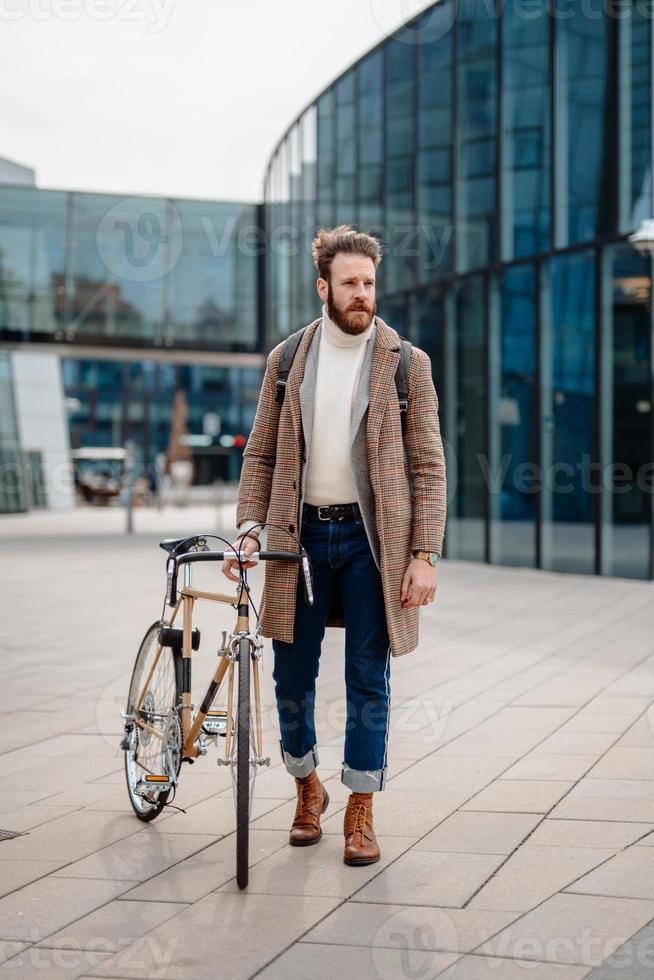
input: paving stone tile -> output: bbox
[477,893,654,967]
[502,754,595,782]
[89,893,340,979]
[0,942,28,966]
[0,877,138,943]
[586,746,654,781]
[584,919,654,979]
[462,780,573,814]
[414,811,540,855]
[533,732,618,755]
[350,850,504,908]
[36,899,187,952]
[0,811,144,865]
[121,829,288,903]
[218,833,415,898]
[300,902,520,954]
[566,845,654,899]
[528,819,651,849]
[0,859,67,899]
[52,832,217,882]
[469,845,614,912]
[255,942,460,980]
[436,954,592,978]
[0,948,114,978]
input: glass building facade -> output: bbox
[263,0,654,580]
[0,186,263,481]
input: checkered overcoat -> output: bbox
[235,315,447,658]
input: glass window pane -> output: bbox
[619,2,651,233]
[489,264,537,566]
[447,275,486,560]
[385,34,416,294]
[600,244,651,578]
[554,0,611,245]
[0,187,67,339]
[68,193,168,343]
[167,200,258,348]
[540,250,596,573]
[456,0,497,272]
[417,1,453,283]
[501,0,551,259]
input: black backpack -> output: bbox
[273,323,412,436]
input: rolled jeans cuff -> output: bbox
[279,739,319,778]
[341,763,387,793]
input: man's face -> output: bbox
[318,253,377,335]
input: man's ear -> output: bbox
[316,277,328,303]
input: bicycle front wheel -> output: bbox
[236,635,251,888]
[123,622,182,822]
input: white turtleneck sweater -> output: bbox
[238,303,374,536]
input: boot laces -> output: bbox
[346,801,368,840]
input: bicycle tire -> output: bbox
[236,635,251,888]
[123,621,182,822]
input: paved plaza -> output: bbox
[1,505,654,978]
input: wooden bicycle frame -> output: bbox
[133,565,264,763]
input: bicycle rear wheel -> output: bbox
[235,635,251,888]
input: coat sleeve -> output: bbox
[235,343,283,530]
[404,347,447,555]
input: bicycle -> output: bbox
[119,528,314,889]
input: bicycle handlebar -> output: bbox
[175,549,301,566]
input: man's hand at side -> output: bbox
[400,559,437,608]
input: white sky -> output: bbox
[1,0,432,202]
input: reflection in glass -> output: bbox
[448,276,486,560]
[554,0,611,245]
[600,245,652,578]
[0,187,67,337]
[167,199,257,348]
[456,0,497,272]
[501,1,550,259]
[489,264,537,566]
[416,2,453,283]
[0,353,27,512]
[619,2,651,233]
[540,250,596,573]
[385,34,416,295]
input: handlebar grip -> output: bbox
[257,551,301,561]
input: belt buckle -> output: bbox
[317,505,331,521]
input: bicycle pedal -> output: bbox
[136,775,173,795]
[202,710,231,737]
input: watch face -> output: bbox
[429,553,439,566]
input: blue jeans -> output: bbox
[272,501,392,792]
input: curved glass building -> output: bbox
[264,0,654,580]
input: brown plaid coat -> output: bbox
[235,315,447,658]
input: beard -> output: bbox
[326,286,376,335]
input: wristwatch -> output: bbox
[412,550,440,566]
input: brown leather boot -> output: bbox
[289,769,330,846]
[343,791,380,866]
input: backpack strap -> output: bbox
[274,325,308,405]
[395,338,412,437]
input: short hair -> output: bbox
[311,224,382,281]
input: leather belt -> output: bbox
[304,502,361,521]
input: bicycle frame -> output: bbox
[132,559,264,765]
